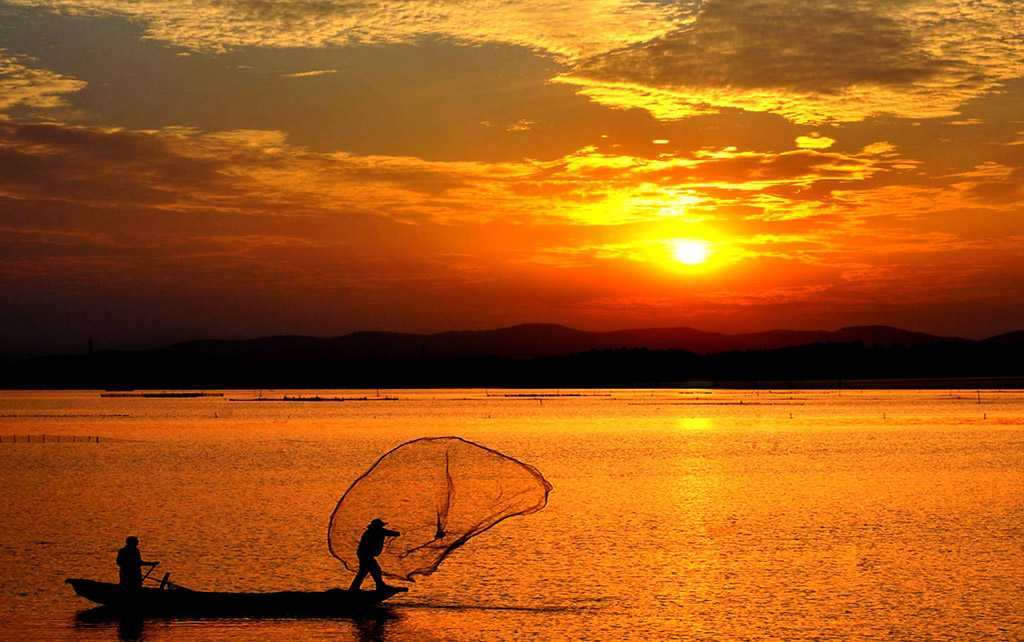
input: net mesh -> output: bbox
[328,436,552,582]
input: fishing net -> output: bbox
[328,436,552,582]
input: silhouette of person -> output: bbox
[349,518,400,591]
[116,536,157,590]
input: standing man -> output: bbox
[117,536,158,590]
[349,518,400,591]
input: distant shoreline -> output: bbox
[2,376,1023,392]
[5,335,1021,390]
[682,376,1024,390]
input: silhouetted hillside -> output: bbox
[983,330,1024,345]
[155,323,967,362]
[3,324,1020,389]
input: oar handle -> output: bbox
[141,561,160,582]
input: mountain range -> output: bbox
[7,323,1022,389]
[154,323,1004,362]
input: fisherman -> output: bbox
[349,518,400,591]
[116,536,158,590]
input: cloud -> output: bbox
[3,115,1010,251]
[8,0,698,60]
[0,115,918,305]
[1,115,1021,348]
[556,0,1024,123]
[795,134,835,150]
[499,143,895,227]
[507,119,534,132]
[951,162,1024,205]
[0,118,533,231]
[0,50,87,111]
[283,69,338,78]
[860,142,897,156]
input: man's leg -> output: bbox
[367,557,388,590]
[349,564,368,591]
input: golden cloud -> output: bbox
[3,116,1022,337]
[556,0,1024,123]
[0,51,87,111]
[8,0,697,60]
[0,118,921,319]
[283,69,339,78]
[0,116,1014,261]
[795,134,835,150]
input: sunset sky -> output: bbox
[1,0,1022,357]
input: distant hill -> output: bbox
[157,323,970,362]
[983,330,1024,345]
[5,323,1021,389]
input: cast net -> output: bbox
[328,436,552,581]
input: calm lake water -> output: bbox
[1,388,1022,641]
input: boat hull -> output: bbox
[66,579,406,616]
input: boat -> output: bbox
[65,578,407,616]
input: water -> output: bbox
[1,389,1022,641]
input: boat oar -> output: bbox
[140,561,160,583]
[141,569,187,591]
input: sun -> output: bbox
[672,240,710,265]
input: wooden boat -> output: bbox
[65,578,407,616]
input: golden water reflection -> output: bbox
[1,389,1022,641]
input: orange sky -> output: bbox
[1,0,1022,356]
